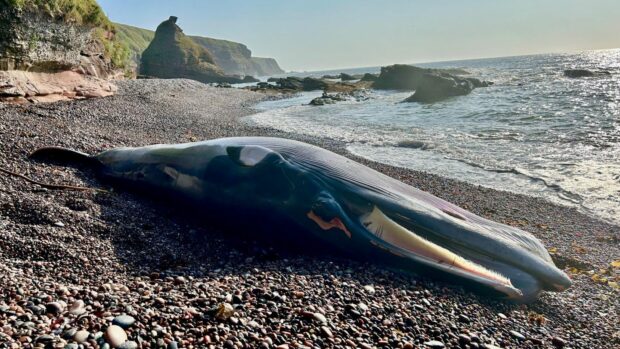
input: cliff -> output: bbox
[0,0,126,102]
[115,22,284,77]
[190,36,284,76]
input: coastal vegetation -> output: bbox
[4,0,113,29]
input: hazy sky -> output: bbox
[99,0,620,72]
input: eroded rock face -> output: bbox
[0,70,117,103]
[0,5,121,103]
[140,17,243,84]
[0,7,114,78]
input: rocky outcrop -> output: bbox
[360,73,378,82]
[402,74,475,103]
[269,76,327,91]
[309,90,371,106]
[0,0,126,103]
[115,23,284,77]
[564,69,611,78]
[0,70,117,103]
[373,64,492,103]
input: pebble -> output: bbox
[69,300,86,315]
[74,330,90,343]
[320,326,333,338]
[118,341,138,349]
[112,315,136,329]
[552,336,567,348]
[510,330,526,341]
[104,325,127,348]
[215,303,234,320]
[167,341,179,349]
[363,285,375,294]
[45,302,64,315]
[312,312,327,324]
[424,340,445,348]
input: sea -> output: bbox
[245,49,620,225]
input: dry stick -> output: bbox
[0,167,107,193]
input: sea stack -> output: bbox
[140,16,242,83]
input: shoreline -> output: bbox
[1,79,618,348]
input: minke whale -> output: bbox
[31,137,571,301]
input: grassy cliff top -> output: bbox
[6,0,112,29]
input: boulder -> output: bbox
[339,73,357,81]
[403,74,474,103]
[309,90,371,106]
[373,64,491,102]
[241,75,260,83]
[322,74,340,79]
[564,69,610,78]
[301,77,327,91]
[272,76,327,91]
[360,73,378,82]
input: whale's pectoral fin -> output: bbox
[307,193,352,239]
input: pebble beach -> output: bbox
[0,79,618,349]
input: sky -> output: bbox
[99,0,620,72]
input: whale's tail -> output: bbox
[29,147,100,169]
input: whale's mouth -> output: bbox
[359,207,524,298]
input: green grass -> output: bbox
[114,23,154,59]
[6,0,113,30]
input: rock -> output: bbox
[112,315,136,329]
[74,330,90,343]
[104,325,128,348]
[118,341,138,349]
[363,285,376,294]
[301,77,327,91]
[373,64,490,102]
[424,340,445,348]
[215,303,235,320]
[45,302,64,315]
[564,69,610,78]
[309,95,337,106]
[551,336,566,348]
[241,75,260,83]
[273,76,327,91]
[69,300,86,315]
[312,312,327,323]
[339,73,357,81]
[403,73,474,103]
[360,73,378,82]
[320,326,333,338]
[458,314,471,323]
[509,330,525,341]
[458,334,471,345]
[167,341,179,349]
